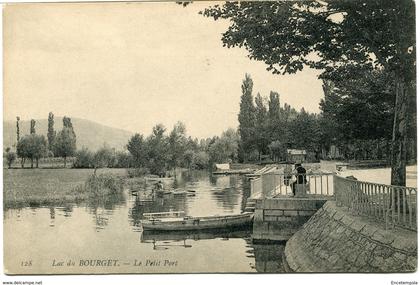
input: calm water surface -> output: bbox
[4,170,287,274]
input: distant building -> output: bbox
[328,145,343,159]
[286,149,307,163]
[215,163,230,170]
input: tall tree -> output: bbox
[289,108,322,157]
[238,74,256,161]
[30,119,36,134]
[146,124,169,176]
[319,70,398,160]
[54,127,76,167]
[268,91,280,121]
[47,112,56,152]
[202,1,416,186]
[92,146,115,175]
[127,133,146,168]
[254,93,268,160]
[16,135,28,168]
[16,134,47,168]
[168,121,187,176]
[267,91,281,142]
[16,116,20,144]
[208,128,239,164]
[63,116,76,137]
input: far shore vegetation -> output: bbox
[3,168,127,209]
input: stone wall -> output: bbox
[285,201,417,272]
[252,197,327,241]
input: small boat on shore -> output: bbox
[145,176,175,182]
[212,169,254,175]
[141,211,253,231]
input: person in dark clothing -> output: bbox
[292,163,307,196]
[154,181,163,192]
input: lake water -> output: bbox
[5,166,416,274]
[340,164,417,188]
[4,170,287,274]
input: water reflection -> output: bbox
[139,227,287,272]
[141,229,252,251]
[85,192,126,231]
[129,195,188,228]
[141,228,251,243]
[252,243,288,273]
[49,207,55,227]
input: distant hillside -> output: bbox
[4,117,133,151]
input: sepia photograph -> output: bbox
[2,0,417,281]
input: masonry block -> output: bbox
[254,209,264,222]
[298,210,317,216]
[264,216,278,222]
[277,216,293,222]
[264,209,284,216]
[283,210,299,216]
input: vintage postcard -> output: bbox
[3,0,417,277]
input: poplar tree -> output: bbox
[254,93,268,160]
[238,73,256,161]
[47,112,56,152]
[30,119,36,134]
[16,116,20,144]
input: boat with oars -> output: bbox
[141,211,253,231]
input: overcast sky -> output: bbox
[4,2,324,138]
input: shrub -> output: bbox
[127,167,148,178]
[192,151,210,169]
[73,147,94,168]
[115,151,133,168]
[5,150,16,168]
[84,174,124,196]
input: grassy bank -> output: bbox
[3,168,128,209]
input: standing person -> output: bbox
[292,163,307,196]
[155,180,163,192]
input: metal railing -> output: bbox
[250,177,263,199]
[250,172,335,199]
[334,175,417,231]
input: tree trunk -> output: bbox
[21,157,25,168]
[31,158,34,168]
[390,81,408,187]
[64,156,67,168]
[389,80,409,213]
[36,158,39,168]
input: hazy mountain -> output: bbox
[4,117,133,151]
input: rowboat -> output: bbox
[141,211,253,231]
[212,169,254,175]
[145,176,175,183]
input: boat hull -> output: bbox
[142,213,253,231]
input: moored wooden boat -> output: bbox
[143,211,185,219]
[141,212,253,231]
[145,176,175,183]
[212,169,254,175]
